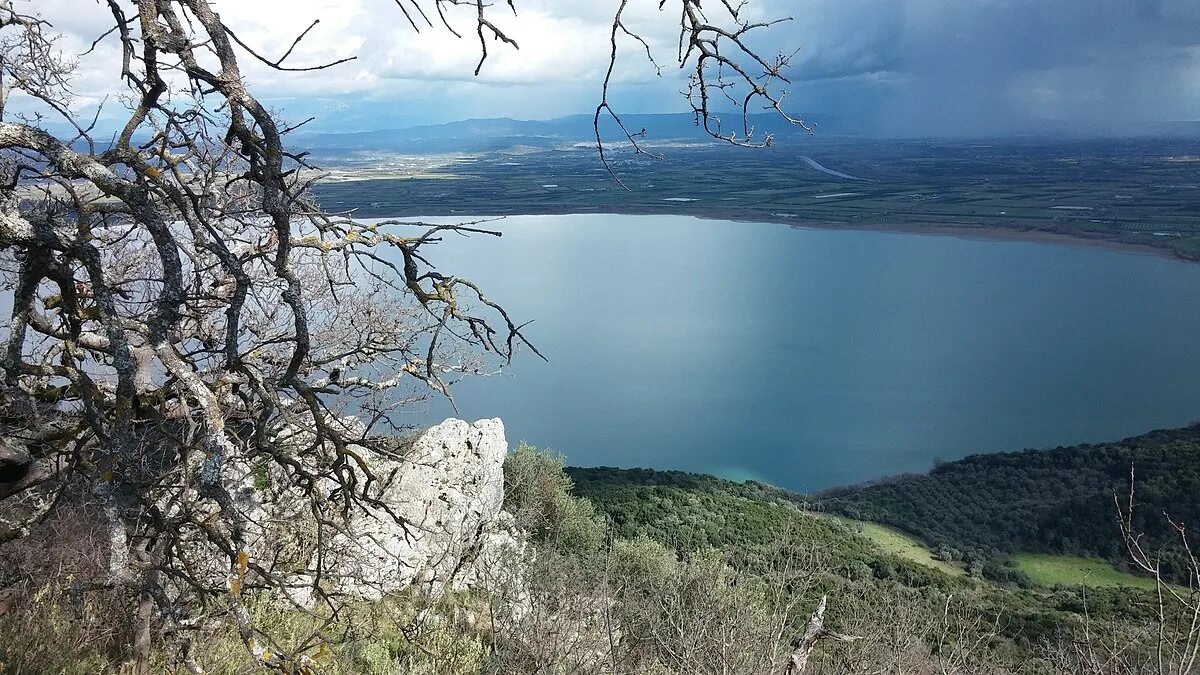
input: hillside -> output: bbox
[565,466,980,587]
[562,463,1167,657]
[818,425,1200,579]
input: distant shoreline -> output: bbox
[355,205,1194,263]
[691,208,1187,261]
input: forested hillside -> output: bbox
[567,466,888,575]
[818,425,1200,577]
[563,463,1171,651]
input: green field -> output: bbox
[819,515,964,576]
[828,524,1166,590]
[1014,553,1160,590]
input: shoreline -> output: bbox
[353,204,1195,263]
[687,208,1187,261]
[790,220,1183,260]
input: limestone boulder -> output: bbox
[324,417,512,598]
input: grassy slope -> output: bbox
[1014,554,1160,590]
[820,515,964,577]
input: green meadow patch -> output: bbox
[1014,554,1160,590]
[819,515,964,577]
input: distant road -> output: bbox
[799,156,871,181]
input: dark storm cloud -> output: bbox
[759,0,1200,134]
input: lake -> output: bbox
[407,213,1200,492]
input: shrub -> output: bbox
[503,443,606,555]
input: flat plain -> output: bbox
[310,136,1200,260]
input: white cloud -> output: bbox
[15,0,815,130]
[26,0,697,100]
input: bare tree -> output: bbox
[1045,467,1200,674]
[1059,467,1200,674]
[0,0,804,671]
[595,0,812,183]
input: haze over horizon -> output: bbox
[24,0,1200,137]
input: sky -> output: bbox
[20,0,1200,136]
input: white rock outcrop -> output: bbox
[223,417,523,605]
[323,417,515,599]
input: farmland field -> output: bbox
[311,136,1200,260]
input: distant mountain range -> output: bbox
[294,112,1200,155]
[293,112,851,154]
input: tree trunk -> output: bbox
[132,591,154,675]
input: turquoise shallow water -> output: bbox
[409,213,1200,491]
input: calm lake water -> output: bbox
[409,214,1200,492]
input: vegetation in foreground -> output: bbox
[5,443,1198,674]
